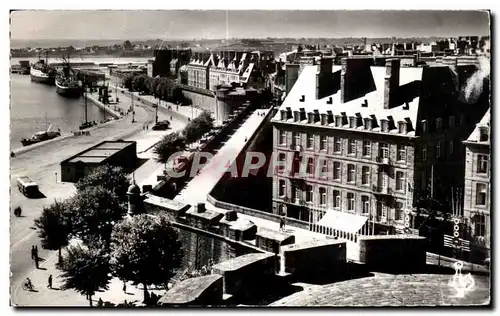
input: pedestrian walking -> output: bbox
[279,217,284,232]
[34,246,39,259]
[283,217,287,231]
[34,255,39,269]
[122,281,127,293]
[47,274,52,289]
[31,246,35,260]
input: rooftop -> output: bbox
[465,107,491,145]
[62,141,135,165]
[273,62,423,137]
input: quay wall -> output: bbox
[85,93,122,119]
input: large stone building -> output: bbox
[462,108,490,258]
[270,55,490,237]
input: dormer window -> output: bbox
[479,127,489,142]
[381,120,389,132]
[398,122,406,134]
[321,114,327,125]
[349,117,356,128]
[307,113,314,124]
[335,116,342,127]
[364,118,372,130]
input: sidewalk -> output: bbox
[11,247,163,307]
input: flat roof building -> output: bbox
[60,140,137,183]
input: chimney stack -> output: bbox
[316,56,333,100]
[340,58,349,103]
[384,58,400,109]
[285,64,300,95]
[299,56,315,75]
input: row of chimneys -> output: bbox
[279,107,414,134]
[191,51,260,64]
[285,56,403,110]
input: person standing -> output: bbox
[122,281,127,293]
[279,217,285,232]
[31,246,35,260]
[47,275,52,289]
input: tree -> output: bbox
[123,40,133,51]
[132,74,148,92]
[59,244,111,306]
[182,111,214,144]
[122,75,134,91]
[75,164,130,201]
[69,186,127,247]
[34,200,71,264]
[153,132,186,164]
[110,214,183,303]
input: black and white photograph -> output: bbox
[7,8,491,308]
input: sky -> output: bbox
[10,10,490,41]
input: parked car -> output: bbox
[152,120,170,131]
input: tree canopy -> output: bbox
[59,244,111,306]
[69,186,127,247]
[34,200,71,263]
[153,131,186,164]
[75,164,130,201]
[110,214,183,302]
[182,111,214,144]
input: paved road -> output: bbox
[9,92,179,305]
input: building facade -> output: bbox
[271,55,490,238]
[463,108,490,258]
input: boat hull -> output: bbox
[30,68,55,85]
[20,134,60,147]
[55,82,83,98]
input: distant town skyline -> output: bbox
[11,10,490,41]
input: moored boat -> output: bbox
[30,51,56,84]
[20,124,61,147]
[55,55,83,98]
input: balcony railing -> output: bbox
[372,185,394,195]
[376,156,392,165]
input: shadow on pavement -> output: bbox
[30,191,46,199]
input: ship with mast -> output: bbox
[20,123,61,147]
[30,51,57,84]
[79,81,98,130]
[55,54,84,98]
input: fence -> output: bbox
[309,223,360,243]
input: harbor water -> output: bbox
[9,74,106,151]
[9,56,152,151]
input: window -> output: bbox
[476,183,487,206]
[278,204,285,216]
[380,172,388,188]
[347,193,355,211]
[397,145,406,162]
[348,139,356,155]
[421,120,428,133]
[279,130,286,145]
[395,202,403,221]
[436,141,441,159]
[474,215,486,237]
[277,153,286,173]
[422,145,427,161]
[362,166,370,185]
[396,171,405,191]
[379,142,389,159]
[335,116,342,127]
[333,162,341,180]
[349,117,356,128]
[477,154,488,174]
[279,180,286,197]
[333,190,341,209]
[398,122,406,134]
[347,164,356,183]
[449,116,455,129]
[292,132,300,146]
[307,133,314,149]
[436,118,442,132]
[306,185,313,203]
[292,185,301,203]
[306,157,314,175]
[377,202,387,218]
[320,160,328,178]
[381,120,389,132]
[319,187,327,206]
[320,135,327,151]
[362,196,370,214]
[364,118,372,130]
[448,140,454,156]
[362,140,371,157]
[334,137,342,153]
